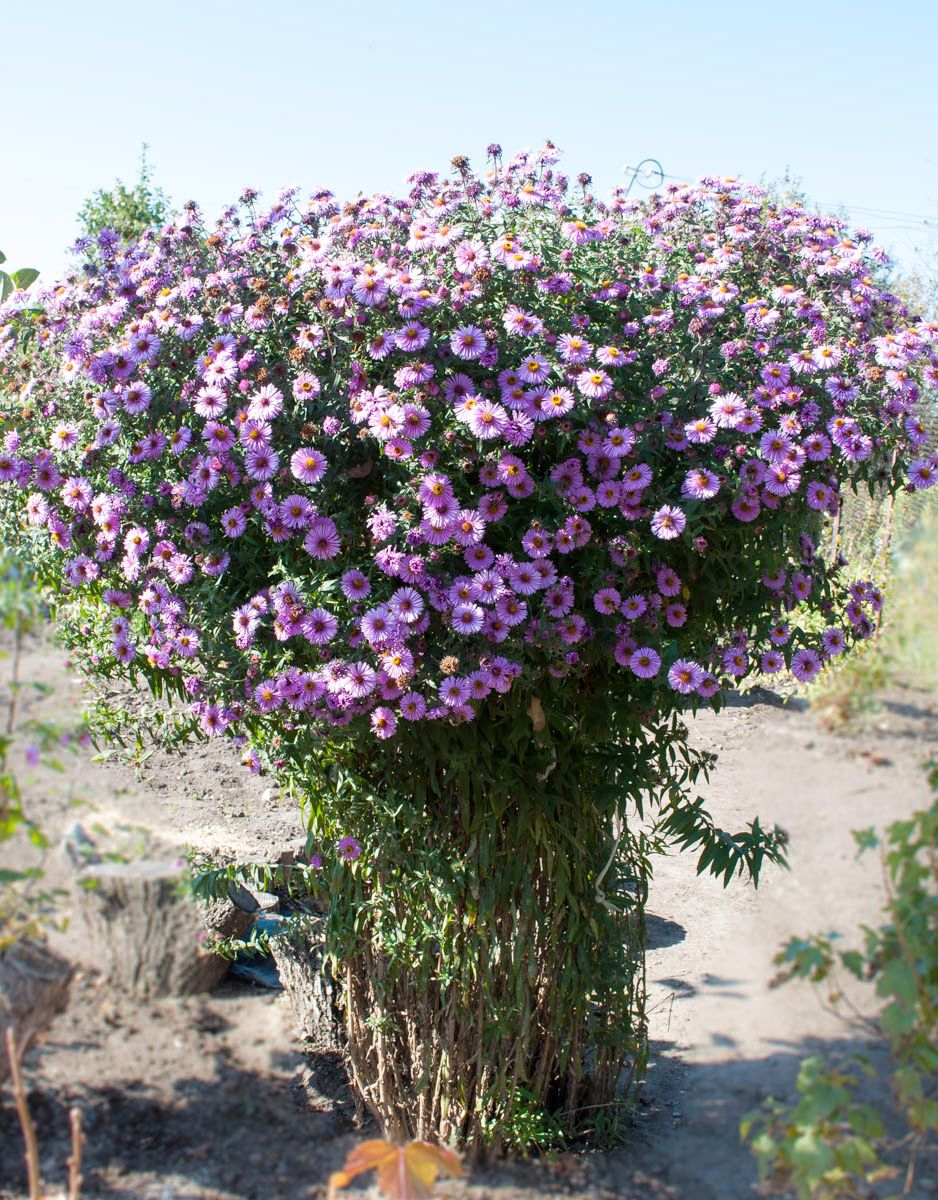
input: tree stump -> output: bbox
[0,938,73,1082]
[269,917,344,1051]
[75,860,243,998]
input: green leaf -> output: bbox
[840,949,865,978]
[789,1129,836,1175]
[877,960,919,1008]
[10,267,39,290]
[0,272,12,302]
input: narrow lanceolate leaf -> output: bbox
[328,1139,463,1200]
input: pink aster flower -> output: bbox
[453,240,489,274]
[291,447,327,485]
[593,587,621,615]
[682,469,720,501]
[667,659,704,693]
[576,368,613,399]
[709,392,746,428]
[247,385,284,421]
[370,706,397,739]
[684,417,717,445]
[292,373,321,401]
[556,333,593,364]
[650,506,686,540]
[467,400,508,440]
[338,836,362,862]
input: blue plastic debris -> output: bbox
[228,915,285,989]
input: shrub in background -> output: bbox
[0,145,935,1151]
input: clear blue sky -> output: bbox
[5,0,937,283]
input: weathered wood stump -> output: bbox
[0,938,73,1082]
[75,860,246,998]
[269,917,344,1051]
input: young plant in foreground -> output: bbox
[4,1027,84,1200]
[742,764,938,1198]
[328,1138,463,1200]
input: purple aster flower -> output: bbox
[290,447,327,485]
[303,608,338,644]
[822,627,846,656]
[338,836,362,862]
[696,674,720,699]
[760,650,783,674]
[452,602,485,635]
[221,507,248,537]
[629,647,661,679]
[908,459,937,490]
[439,677,471,707]
[399,692,427,721]
[304,518,341,559]
[790,648,822,683]
[450,325,486,360]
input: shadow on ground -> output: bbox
[0,1043,361,1200]
[5,1030,927,1200]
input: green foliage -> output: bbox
[742,766,938,1197]
[0,550,78,950]
[809,637,890,732]
[482,1087,569,1153]
[0,248,40,303]
[882,502,938,692]
[809,496,938,730]
[75,144,172,246]
[742,1056,889,1200]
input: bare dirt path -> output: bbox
[2,637,936,1199]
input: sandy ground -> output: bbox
[1,636,937,1199]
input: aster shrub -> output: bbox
[0,145,935,1151]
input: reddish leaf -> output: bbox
[328,1139,463,1200]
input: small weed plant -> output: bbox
[742,764,938,1198]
